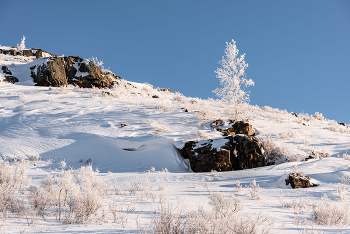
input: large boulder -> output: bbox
[229,135,265,170]
[31,57,68,87]
[285,172,317,189]
[181,139,232,172]
[180,135,266,172]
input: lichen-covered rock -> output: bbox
[285,172,317,188]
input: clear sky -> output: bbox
[1,0,349,123]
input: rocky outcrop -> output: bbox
[212,120,255,136]
[181,139,232,172]
[30,56,115,88]
[229,135,266,170]
[180,134,265,172]
[285,172,317,188]
[31,57,68,87]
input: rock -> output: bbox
[230,135,266,170]
[292,112,298,118]
[180,134,266,172]
[152,95,159,98]
[210,119,224,128]
[121,124,127,128]
[23,50,33,57]
[9,50,17,56]
[215,120,255,136]
[31,57,68,87]
[180,140,232,172]
[338,122,345,126]
[30,56,113,88]
[4,76,19,84]
[285,172,317,188]
[1,66,12,75]
[159,88,171,93]
[35,49,43,59]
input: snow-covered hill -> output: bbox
[1,45,350,233]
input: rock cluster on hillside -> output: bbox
[180,121,266,172]
[1,48,119,88]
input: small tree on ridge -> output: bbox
[213,39,254,120]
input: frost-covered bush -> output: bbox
[249,180,261,200]
[0,158,30,213]
[278,130,297,140]
[143,199,271,234]
[29,163,108,223]
[208,192,242,218]
[259,135,286,164]
[312,195,350,227]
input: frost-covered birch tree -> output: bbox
[17,35,26,50]
[213,39,254,119]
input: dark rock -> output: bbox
[180,140,232,172]
[285,172,317,188]
[23,50,33,57]
[230,135,266,170]
[152,95,159,98]
[216,120,255,136]
[72,60,113,88]
[159,88,171,93]
[4,76,19,84]
[31,57,68,87]
[102,91,113,97]
[64,56,77,80]
[30,56,113,88]
[9,50,17,56]
[121,124,127,128]
[35,49,43,59]
[180,134,266,172]
[210,119,224,128]
[1,66,12,75]
[338,122,345,126]
[292,112,298,118]
[79,62,89,73]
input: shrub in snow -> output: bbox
[259,135,286,164]
[334,185,347,202]
[208,192,242,218]
[278,130,297,140]
[143,199,271,234]
[213,39,254,120]
[249,180,261,200]
[29,163,107,223]
[312,194,350,227]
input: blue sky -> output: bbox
[1,0,349,123]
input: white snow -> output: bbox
[1,50,350,233]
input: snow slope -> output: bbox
[1,48,350,233]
